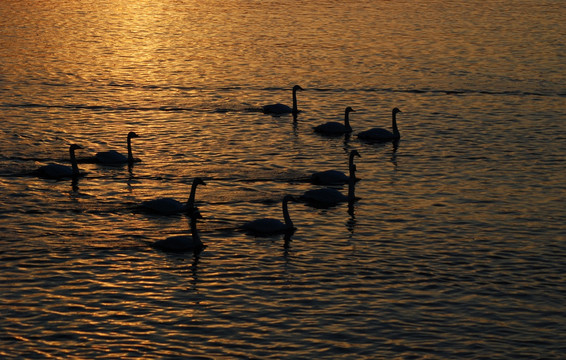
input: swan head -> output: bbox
[293,85,304,92]
[127,131,140,139]
[193,177,206,186]
[282,195,296,203]
[351,149,361,158]
[70,144,83,151]
[393,107,402,114]
[345,106,355,113]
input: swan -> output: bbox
[301,159,359,206]
[262,85,303,115]
[151,212,205,253]
[313,107,355,135]
[240,195,296,235]
[140,177,206,215]
[357,107,402,142]
[311,150,361,185]
[36,144,84,179]
[95,131,140,164]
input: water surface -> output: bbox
[1,0,565,358]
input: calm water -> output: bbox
[1,0,565,358]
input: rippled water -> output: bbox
[1,0,565,358]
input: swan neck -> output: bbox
[69,148,79,175]
[127,136,134,162]
[282,198,293,228]
[292,88,298,114]
[187,181,199,209]
[392,111,400,137]
[344,110,351,130]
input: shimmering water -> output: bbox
[1,0,565,358]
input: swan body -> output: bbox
[311,170,348,185]
[152,213,204,253]
[95,131,140,164]
[313,107,355,135]
[241,195,296,235]
[311,150,361,185]
[357,107,402,142]
[36,144,83,179]
[262,85,303,115]
[140,177,206,215]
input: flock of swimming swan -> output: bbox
[33,85,402,254]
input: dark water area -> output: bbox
[1,0,565,358]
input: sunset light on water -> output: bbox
[1,0,565,358]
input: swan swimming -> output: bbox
[36,144,84,179]
[313,107,355,135]
[151,212,205,253]
[262,85,304,115]
[140,177,206,215]
[357,107,402,142]
[240,195,296,235]
[95,131,140,164]
[302,157,359,206]
[311,150,361,185]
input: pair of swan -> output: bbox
[239,151,360,237]
[301,150,360,206]
[140,177,206,216]
[314,107,402,141]
[35,144,85,179]
[95,131,140,165]
[152,189,295,251]
[151,211,205,253]
[36,131,141,179]
[262,85,304,115]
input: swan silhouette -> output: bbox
[240,195,296,235]
[140,177,206,215]
[151,212,205,253]
[313,107,355,135]
[95,131,140,164]
[357,107,402,142]
[302,157,359,206]
[311,150,361,185]
[262,85,303,115]
[36,144,84,179]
